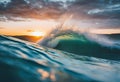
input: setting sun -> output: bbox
[31,31,45,37]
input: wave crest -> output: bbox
[39,27,120,60]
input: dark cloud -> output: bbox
[0,0,120,21]
[0,0,65,20]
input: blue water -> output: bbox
[0,35,120,82]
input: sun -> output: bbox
[31,31,45,37]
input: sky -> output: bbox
[0,0,120,35]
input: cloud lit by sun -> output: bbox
[30,31,45,37]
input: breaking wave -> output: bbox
[39,28,120,60]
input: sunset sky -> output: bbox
[0,19,58,35]
[0,0,120,36]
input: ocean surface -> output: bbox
[0,0,120,82]
[0,30,120,82]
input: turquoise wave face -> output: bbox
[0,35,120,82]
[39,30,120,60]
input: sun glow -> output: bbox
[31,31,45,37]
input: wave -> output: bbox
[0,35,120,82]
[39,28,120,60]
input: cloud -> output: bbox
[0,0,120,21]
[0,27,4,29]
[27,30,33,32]
[0,0,66,20]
